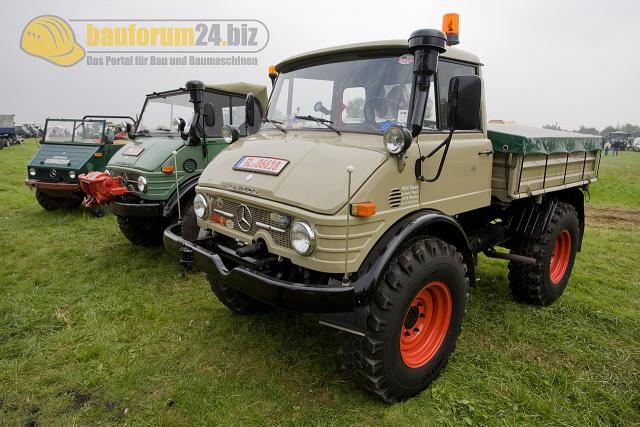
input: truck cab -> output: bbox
[25,118,129,211]
[80,82,266,245]
[164,19,601,402]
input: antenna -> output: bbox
[342,165,354,287]
[173,150,181,221]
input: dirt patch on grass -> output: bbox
[586,206,640,228]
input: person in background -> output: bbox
[613,141,620,156]
[604,141,611,156]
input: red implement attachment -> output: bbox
[79,171,130,207]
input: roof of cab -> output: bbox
[275,40,481,72]
[206,82,268,110]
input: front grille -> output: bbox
[215,197,293,249]
[111,170,139,190]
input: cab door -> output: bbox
[417,60,493,215]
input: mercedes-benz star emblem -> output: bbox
[50,169,57,177]
[236,204,253,232]
[246,173,254,182]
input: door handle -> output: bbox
[478,149,494,155]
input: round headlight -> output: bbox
[222,125,240,144]
[193,194,208,219]
[137,176,147,192]
[29,168,36,176]
[291,221,316,256]
[383,126,413,155]
[69,170,76,179]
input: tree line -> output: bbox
[543,122,640,138]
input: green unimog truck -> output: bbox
[25,117,133,212]
[164,22,602,402]
[80,82,266,245]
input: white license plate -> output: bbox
[124,147,144,156]
[44,158,69,165]
[233,156,289,175]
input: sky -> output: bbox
[1,0,638,131]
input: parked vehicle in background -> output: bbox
[164,17,603,402]
[632,137,640,152]
[79,82,266,245]
[0,114,21,147]
[25,116,133,214]
[609,131,630,151]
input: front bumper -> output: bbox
[25,179,80,192]
[163,224,355,313]
[109,200,163,218]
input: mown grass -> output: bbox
[1,140,638,425]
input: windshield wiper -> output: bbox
[263,118,287,133]
[294,115,341,135]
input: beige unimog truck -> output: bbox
[164,21,602,402]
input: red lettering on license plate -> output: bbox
[233,156,289,175]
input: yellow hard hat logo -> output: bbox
[21,15,85,66]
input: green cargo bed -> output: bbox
[487,123,603,201]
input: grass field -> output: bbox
[1,140,638,425]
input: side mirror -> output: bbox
[245,93,256,127]
[175,117,186,133]
[203,103,215,127]
[447,75,481,131]
[126,122,136,140]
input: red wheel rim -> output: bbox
[550,229,572,285]
[400,281,452,368]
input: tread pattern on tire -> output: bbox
[180,200,199,242]
[337,237,469,403]
[209,276,272,315]
[117,216,164,246]
[35,189,82,211]
[508,201,578,305]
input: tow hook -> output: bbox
[179,244,194,268]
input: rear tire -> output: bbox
[35,189,82,211]
[208,276,272,314]
[338,237,469,402]
[508,201,579,305]
[116,216,164,246]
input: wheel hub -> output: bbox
[400,281,452,368]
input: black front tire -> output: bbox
[35,189,83,211]
[180,200,199,242]
[208,276,272,314]
[116,216,165,246]
[338,237,469,402]
[508,201,579,305]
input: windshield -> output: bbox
[264,55,436,134]
[43,119,106,144]
[136,90,255,138]
[137,92,194,136]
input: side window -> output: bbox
[270,78,290,121]
[342,87,365,124]
[221,96,260,136]
[437,61,478,130]
[422,81,437,130]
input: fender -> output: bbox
[162,174,200,217]
[319,209,475,336]
[554,187,585,251]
